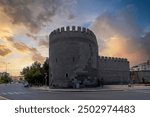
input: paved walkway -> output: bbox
[31,84,150,92]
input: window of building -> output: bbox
[65,73,68,78]
[73,57,75,62]
[56,58,57,63]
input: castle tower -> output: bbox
[49,26,99,88]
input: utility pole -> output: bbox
[3,62,10,73]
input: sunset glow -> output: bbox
[0,0,150,76]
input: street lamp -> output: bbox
[6,62,10,73]
[3,62,10,73]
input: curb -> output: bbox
[47,89,125,92]
[31,87,125,92]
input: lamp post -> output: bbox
[2,62,9,73]
[5,62,10,73]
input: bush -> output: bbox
[0,72,12,84]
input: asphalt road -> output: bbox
[0,83,150,100]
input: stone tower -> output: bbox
[49,26,99,88]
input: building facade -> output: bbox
[131,60,150,83]
[49,26,130,88]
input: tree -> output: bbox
[43,58,49,85]
[21,58,49,86]
[0,72,12,84]
[21,61,45,86]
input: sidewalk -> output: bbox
[31,84,150,92]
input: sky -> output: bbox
[0,0,150,76]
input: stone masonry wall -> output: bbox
[49,26,98,88]
[49,26,130,88]
[98,56,130,84]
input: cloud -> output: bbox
[0,45,11,56]
[26,33,37,40]
[91,7,149,66]
[140,32,150,55]
[0,0,75,33]
[26,34,49,48]
[0,0,76,75]
[13,42,31,52]
[38,36,49,48]
[4,36,30,52]
[4,36,45,63]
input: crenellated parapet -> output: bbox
[99,56,128,63]
[49,26,97,44]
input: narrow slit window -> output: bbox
[65,73,68,78]
[73,57,75,62]
[56,58,57,63]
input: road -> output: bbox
[0,83,150,100]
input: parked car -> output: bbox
[24,82,29,87]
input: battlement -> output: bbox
[49,26,96,41]
[99,56,128,63]
[50,26,94,34]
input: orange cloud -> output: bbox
[99,35,146,66]
[91,10,148,66]
[3,36,45,62]
[38,38,49,48]
[0,45,11,56]
[0,0,77,76]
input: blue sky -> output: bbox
[76,0,150,29]
[0,0,150,75]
